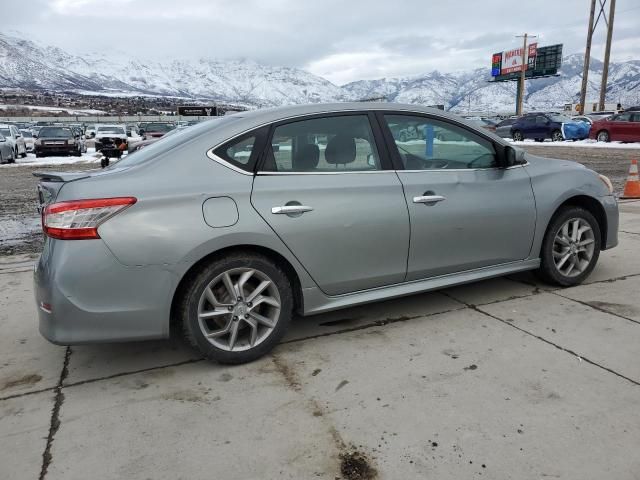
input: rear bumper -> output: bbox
[34,238,177,344]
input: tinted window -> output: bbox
[263,115,381,172]
[497,119,516,127]
[535,116,548,124]
[38,127,73,137]
[613,113,632,122]
[384,114,496,170]
[549,115,571,122]
[216,134,258,167]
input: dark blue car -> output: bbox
[511,113,589,142]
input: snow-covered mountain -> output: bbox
[1,32,639,111]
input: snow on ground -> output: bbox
[0,104,107,115]
[1,149,101,167]
[507,138,640,149]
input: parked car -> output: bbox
[34,126,82,157]
[139,122,174,140]
[94,125,128,152]
[85,125,97,138]
[20,129,35,152]
[586,111,615,121]
[128,127,179,153]
[511,113,589,142]
[589,111,640,142]
[571,115,594,125]
[495,118,518,138]
[0,124,28,158]
[34,103,618,364]
[0,132,15,163]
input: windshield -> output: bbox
[145,123,174,133]
[0,128,10,136]
[20,130,33,137]
[39,127,73,137]
[550,115,572,123]
[113,117,236,169]
[98,126,125,134]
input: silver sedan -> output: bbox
[34,103,618,363]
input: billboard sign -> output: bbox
[177,105,217,116]
[491,44,561,81]
[500,43,537,75]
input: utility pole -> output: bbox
[515,33,536,115]
[579,0,597,115]
[599,0,616,111]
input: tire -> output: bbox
[73,148,82,157]
[8,148,15,164]
[534,138,543,142]
[536,206,601,287]
[179,252,293,364]
[596,130,609,142]
[551,130,563,142]
[512,130,523,142]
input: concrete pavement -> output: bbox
[1,202,639,480]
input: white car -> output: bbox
[85,125,97,138]
[20,129,35,152]
[0,124,27,158]
[94,125,128,152]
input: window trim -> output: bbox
[209,126,269,174]
[255,111,394,174]
[374,111,503,172]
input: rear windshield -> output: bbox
[38,127,73,137]
[145,123,174,133]
[98,126,125,134]
[112,116,237,169]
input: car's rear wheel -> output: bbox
[551,130,563,141]
[596,130,609,142]
[537,206,601,287]
[512,130,523,141]
[180,252,293,364]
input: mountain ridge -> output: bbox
[1,32,638,112]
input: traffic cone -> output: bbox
[621,159,640,199]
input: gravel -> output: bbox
[1,145,638,256]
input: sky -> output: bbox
[2,0,639,85]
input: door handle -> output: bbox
[271,205,314,215]
[413,195,446,204]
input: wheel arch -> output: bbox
[169,244,304,336]
[547,195,608,248]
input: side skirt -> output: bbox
[302,259,540,316]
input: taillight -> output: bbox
[42,197,136,240]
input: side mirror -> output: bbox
[0,137,5,142]
[499,145,524,168]
[138,129,145,135]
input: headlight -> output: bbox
[598,174,613,194]
[68,139,76,145]
[35,139,41,146]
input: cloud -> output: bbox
[2,0,639,84]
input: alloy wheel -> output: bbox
[597,131,609,142]
[513,131,523,141]
[197,267,281,352]
[552,218,595,278]
[552,130,563,141]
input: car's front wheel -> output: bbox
[512,130,523,142]
[179,252,293,364]
[537,206,601,287]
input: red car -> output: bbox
[590,112,640,142]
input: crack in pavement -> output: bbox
[3,271,639,402]
[441,292,640,387]
[39,346,71,480]
[620,230,640,236]
[550,291,640,326]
